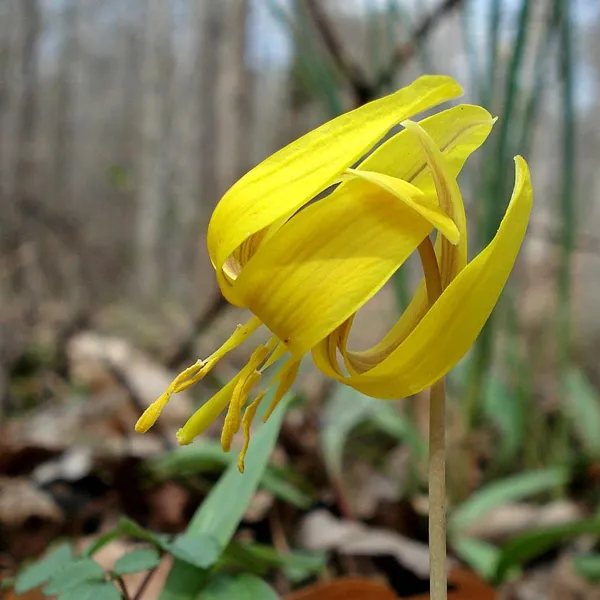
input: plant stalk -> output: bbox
[418,238,446,599]
[429,378,447,600]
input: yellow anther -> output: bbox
[222,369,262,452]
[176,376,240,445]
[136,316,263,438]
[135,390,172,433]
[238,392,266,473]
[220,343,271,452]
[263,358,300,422]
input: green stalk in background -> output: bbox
[557,0,575,368]
[460,0,481,99]
[518,2,560,159]
[554,0,576,466]
[482,0,502,110]
[466,0,532,428]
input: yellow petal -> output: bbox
[345,168,460,244]
[314,156,532,398]
[359,104,494,199]
[207,76,463,302]
[401,118,467,284]
[313,104,495,374]
[233,177,433,358]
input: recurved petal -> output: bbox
[207,76,462,279]
[345,169,460,244]
[314,156,533,398]
[359,104,494,197]
[232,177,433,358]
[312,105,495,367]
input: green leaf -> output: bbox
[43,559,105,595]
[450,467,569,533]
[261,469,313,509]
[116,516,171,549]
[15,543,74,593]
[482,374,523,464]
[200,574,280,600]
[321,385,425,483]
[112,548,161,576]
[223,541,325,583]
[84,530,122,558]
[573,554,600,582]
[369,402,426,458]
[151,441,313,509]
[564,368,600,458]
[159,393,294,600]
[452,537,499,581]
[167,534,221,569]
[57,581,121,600]
[495,517,600,583]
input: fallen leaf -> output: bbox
[299,510,440,578]
[0,478,62,527]
[407,568,496,599]
[463,500,584,542]
[67,331,192,424]
[285,577,398,600]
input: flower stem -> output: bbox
[429,379,447,600]
[418,237,447,599]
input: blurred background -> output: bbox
[3,0,600,598]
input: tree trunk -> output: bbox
[217,0,251,196]
[135,0,171,301]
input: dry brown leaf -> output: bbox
[0,477,62,527]
[285,577,399,600]
[464,500,584,542]
[67,331,192,423]
[408,568,496,599]
[3,588,46,600]
[299,509,444,578]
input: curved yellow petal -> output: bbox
[346,168,460,244]
[360,104,494,198]
[233,177,433,358]
[313,156,532,398]
[207,76,462,294]
[313,104,495,373]
[402,118,467,284]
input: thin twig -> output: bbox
[302,0,371,105]
[302,0,464,106]
[116,575,132,600]
[133,566,159,600]
[374,0,464,91]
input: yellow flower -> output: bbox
[135,75,533,472]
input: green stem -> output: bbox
[467,0,532,428]
[555,0,575,470]
[518,2,560,158]
[418,238,446,599]
[482,0,501,109]
[429,379,447,600]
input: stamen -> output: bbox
[135,390,172,433]
[237,391,266,473]
[263,358,301,422]
[222,370,262,452]
[176,376,239,445]
[221,344,271,452]
[135,316,261,435]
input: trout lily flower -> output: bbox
[136,75,532,472]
